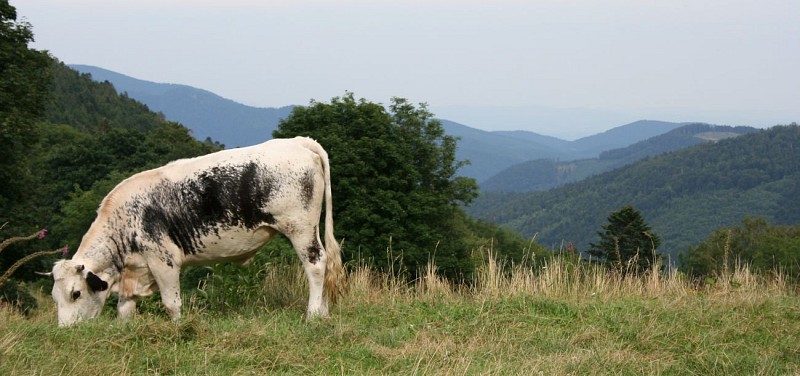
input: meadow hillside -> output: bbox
[2,257,798,375]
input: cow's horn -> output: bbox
[35,271,53,277]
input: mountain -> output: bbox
[568,120,686,156]
[440,119,701,181]
[70,65,693,182]
[69,65,293,148]
[481,123,758,192]
[440,120,576,181]
[468,125,800,258]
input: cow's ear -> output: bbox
[86,271,109,292]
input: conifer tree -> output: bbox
[588,205,662,274]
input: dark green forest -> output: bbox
[469,124,800,263]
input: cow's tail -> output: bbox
[299,137,345,305]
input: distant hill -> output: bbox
[468,125,800,258]
[568,120,686,156]
[71,65,694,181]
[481,123,758,192]
[440,120,575,181]
[442,119,697,181]
[69,65,293,148]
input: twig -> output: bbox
[0,229,46,255]
[0,247,66,288]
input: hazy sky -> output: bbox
[16,0,800,139]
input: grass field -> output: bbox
[2,256,798,375]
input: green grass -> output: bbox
[2,257,798,375]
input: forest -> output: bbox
[469,124,800,261]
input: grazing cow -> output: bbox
[46,137,344,326]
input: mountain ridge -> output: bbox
[70,64,705,182]
[69,64,293,148]
[468,124,799,258]
[481,123,758,192]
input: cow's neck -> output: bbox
[73,234,121,282]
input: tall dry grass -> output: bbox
[2,244,797,375]
[341,244,791,308]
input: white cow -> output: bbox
[47,137,344,326]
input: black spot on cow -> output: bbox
[162,253,174,268]
[142,202,204,255]
[128,232,142,253]
[300,169,315,209]
[109,248,124,272]
[306,229,322,264]
[237,162,272,229]
[86,271,109,292]
[138,162,284,255]
[108,226,147,271]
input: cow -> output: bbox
[45,136,344,326]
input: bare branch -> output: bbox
[0,229,46,255]
[0,248,66,288]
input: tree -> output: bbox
[0,0,52,212]
[588,205,662,274]
[680,217,800,280]
[273,93,479,278]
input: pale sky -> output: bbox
[15,0,800,139]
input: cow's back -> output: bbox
[102,137,325,266]
[157,137,318,181]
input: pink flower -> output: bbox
[38,228,48,240]
[62,246,69,256]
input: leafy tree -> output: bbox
[273,93,479,278]
[53,171,133,248]
[0,0,51,214]
[588,205,662,274]
[680,217,800,280]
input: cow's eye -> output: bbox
[71,290,81,300]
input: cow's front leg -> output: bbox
[150,263,182,321]
[117,296,137,319]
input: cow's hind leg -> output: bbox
[287,227,329,319]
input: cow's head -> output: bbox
[50,260,111,326]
